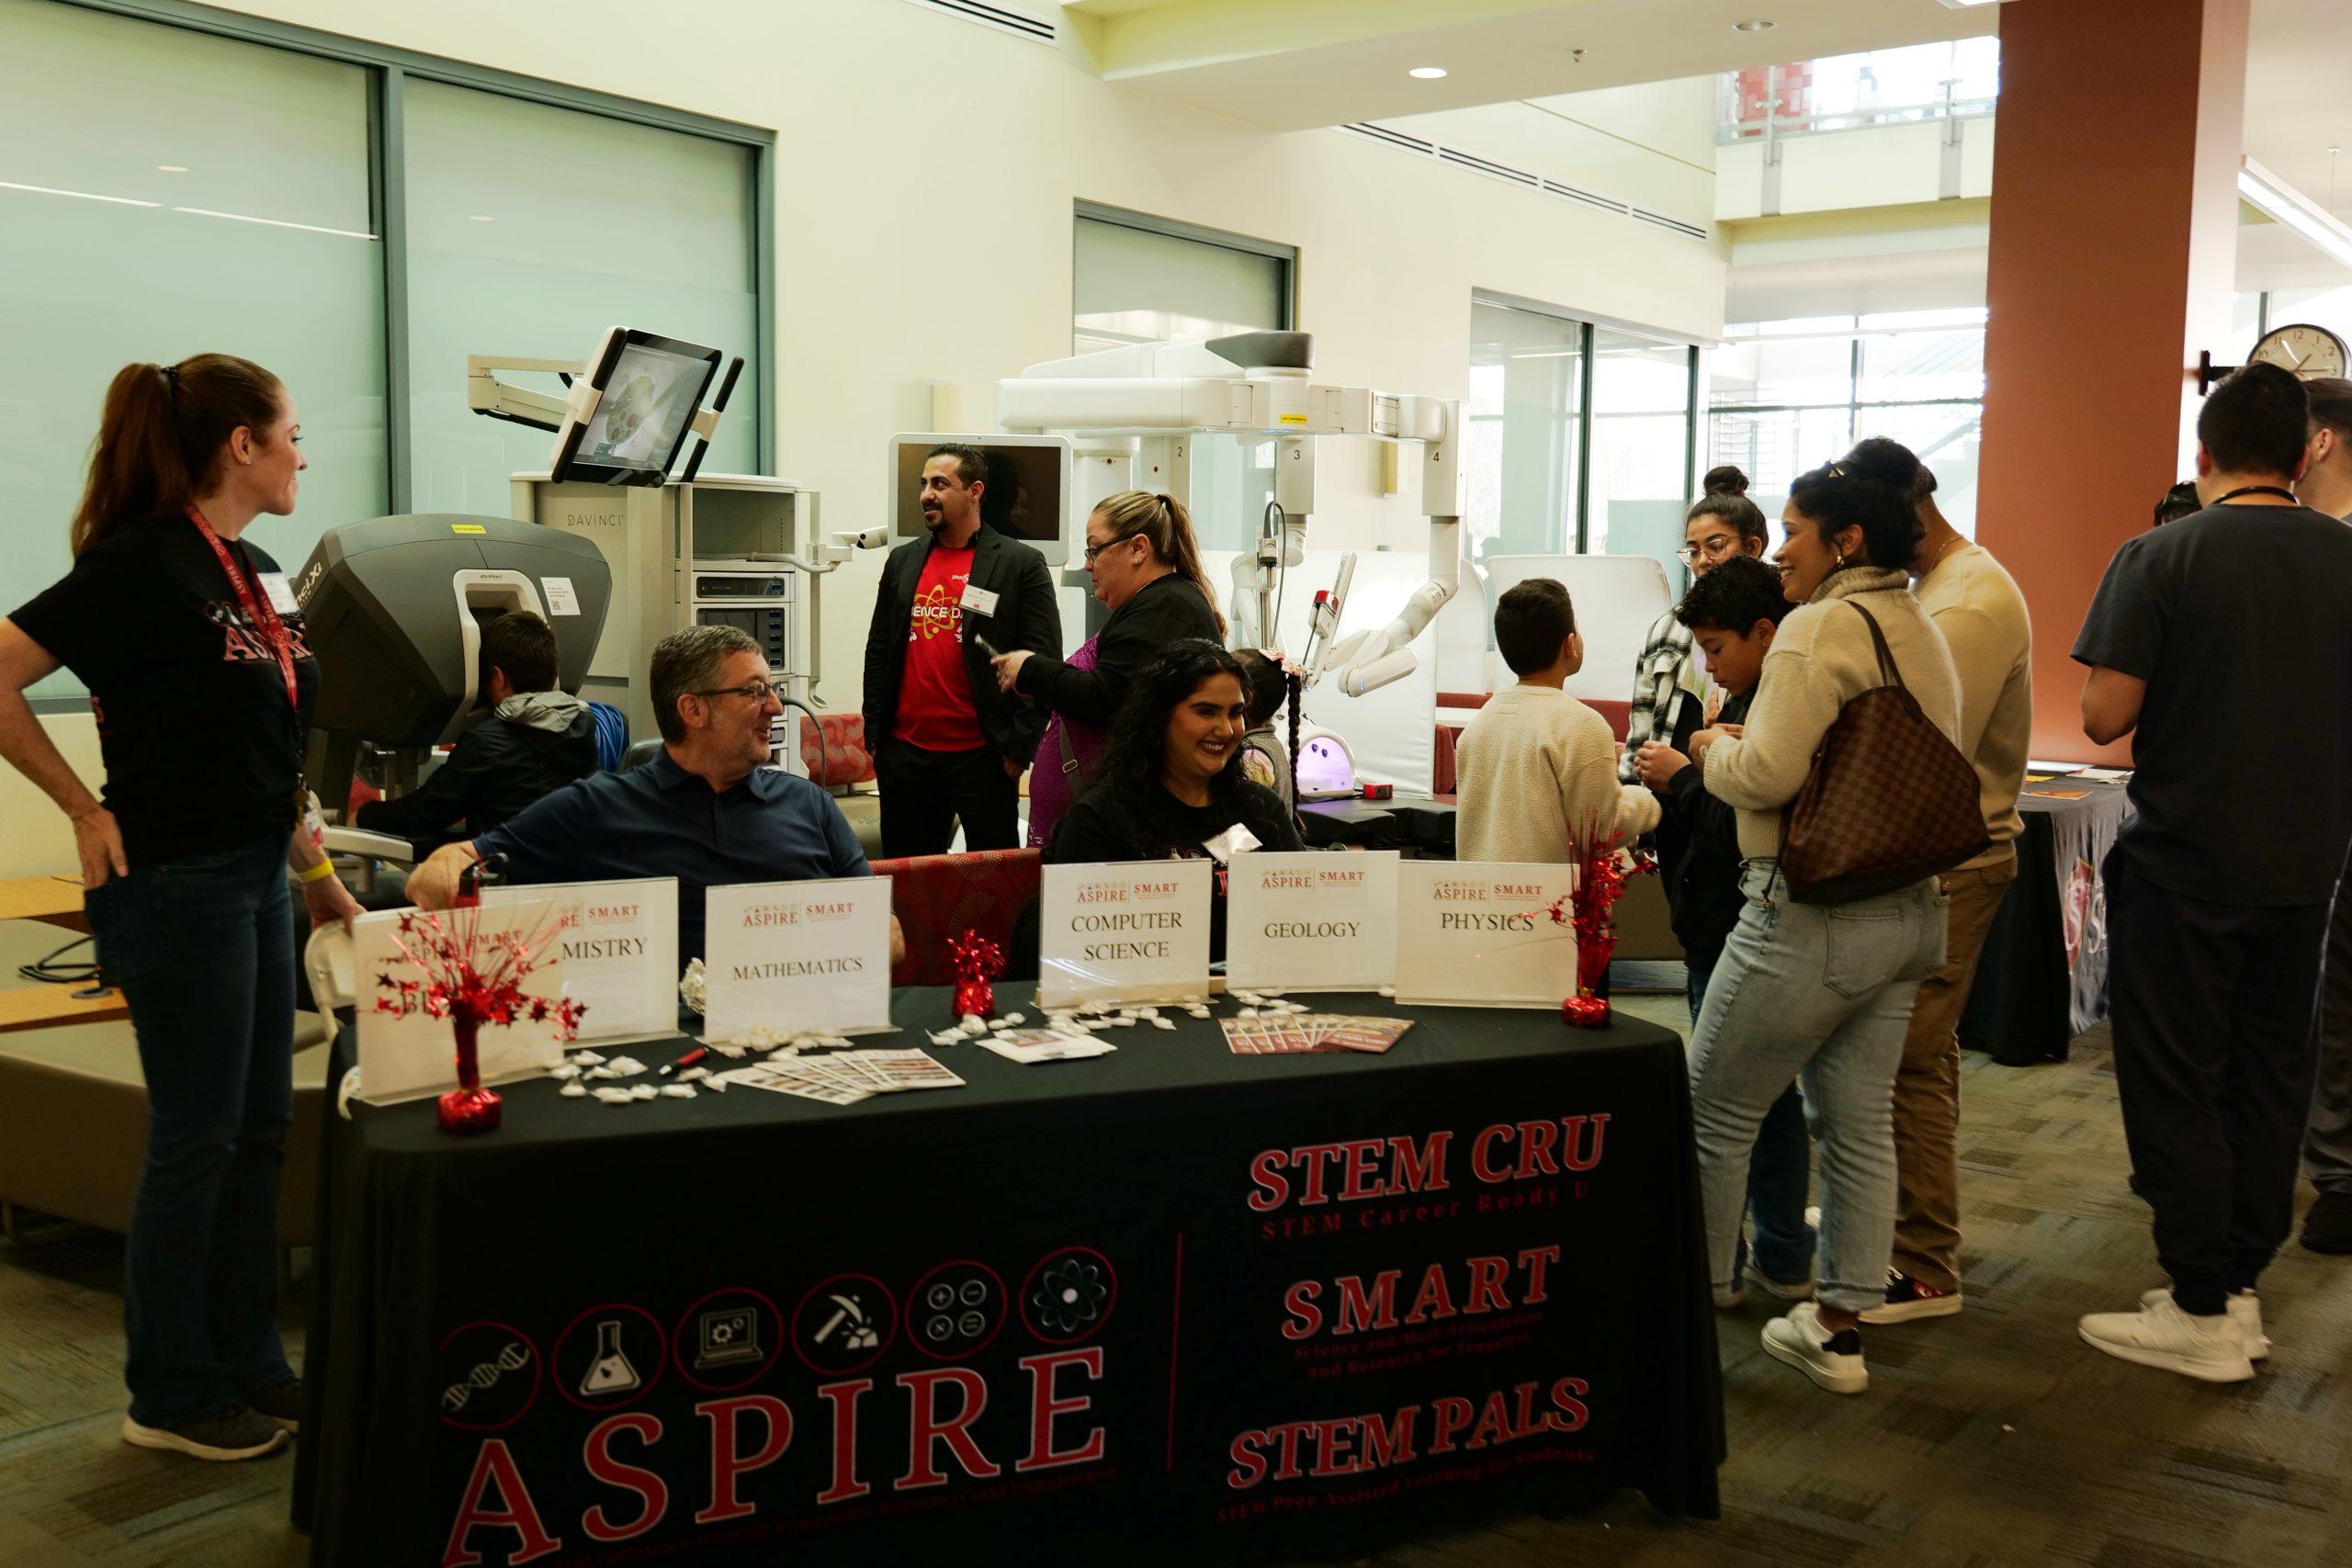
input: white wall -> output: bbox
[4,0,1726,875]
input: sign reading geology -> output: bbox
[1225,851,1399,993]
[703,878,894,1039]
[1038,860,1212,1009]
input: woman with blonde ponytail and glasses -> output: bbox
[0,355,358,1462]
[992,489,1225,846]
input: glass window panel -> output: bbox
[2229,291,2266,356]
[1858,328,1984,403]
[0,0,385,701]
[1588,330,1692,580]
[2265,286,2352,349]
[1711,333,1857,408]
[1464,300,1582,563]
[402,79,759,515]
[1708,406,1853,525]
[1073,217,1287,354]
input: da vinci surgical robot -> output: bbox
[994,331,1464,699]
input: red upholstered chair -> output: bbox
[1588,698,1633,742]
[871,848,1042,987]
[799,713,876,786]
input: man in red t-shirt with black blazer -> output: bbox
[862,444,1060,857]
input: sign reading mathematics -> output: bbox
[702,877,893,1039]
[391,1024,1719,1568]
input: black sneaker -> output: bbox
[2300,1191,2352,1256]
[245,1377,302,1433]
[122,1404,288,1461]
[1859,1269,1963,1325]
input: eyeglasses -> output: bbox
[693,681,782,704]
[1679,536,1742,564]
[1081,531,1143,564]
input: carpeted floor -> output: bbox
[1,997,2346,1567]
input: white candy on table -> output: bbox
[989,1018,1014,1032]
[1005,1012,1026,1026]
[1377,986,1397,998]
[572,1051,606,1066]
[629,1084,659,1100]
[660,1084,697,1100]
[585,1066,622,1080]
[1151,1017,1177,1031]
[678,1066,709,1082]
[961,1013,985,1030]
[929,1032,962,1047]
[559,1082,588,1098]
[592,1087,635,1105]
[549,1063,582,1081]
[605,1056,648,1077]
[1239,1008,1260,1019]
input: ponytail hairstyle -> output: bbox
[72,354,285,556]
[1091,489,1228,638]
[1235,648,1303,806]
[1686,464,1769,547]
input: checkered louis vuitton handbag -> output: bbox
[1778,600,1989,904]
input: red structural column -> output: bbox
[1974,0,2249,762]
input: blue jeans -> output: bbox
[1689,949,1815,1286]
[1688,860,1946,1315]
[84,832,298,1426]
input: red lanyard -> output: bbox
[186,504,299,712]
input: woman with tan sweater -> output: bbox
[1683,458,1959,1398]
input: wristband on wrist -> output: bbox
[300,857,339,885]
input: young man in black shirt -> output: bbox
[2072,363,2352,1382]
[355,610,596,849]
[1633,556,1806,1299]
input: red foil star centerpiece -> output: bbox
[373,905,586,1133]
[1554,825,1654,1030]
[947,929,1006,1020]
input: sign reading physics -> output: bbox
[703,877,893,1040]
[1225,851,1398,993]
[1039,860,1212,1009]
[354,900,565,1104]
[1393,862,1577,1009]
[481,878,677,1043]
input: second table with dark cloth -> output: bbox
[1961,777,2132,1066]
[294,987,1719,1566]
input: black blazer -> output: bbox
[862,525,1061,764]
[1014,572,1223,731]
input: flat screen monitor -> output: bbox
[552,327,722,486]
[888,433,1072,569]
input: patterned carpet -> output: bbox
[1,1001,2346,1568]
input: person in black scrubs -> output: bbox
[1046,640,1304,960]
[0,355,360,1462]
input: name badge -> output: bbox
[258,572,300,615]
[1039,860,1212,1009]
[703,878,894,1041]
[480,878,678,1043]
[1227,851,1399,993]
[958,583,1000,616]
[1392,862,1577,1009]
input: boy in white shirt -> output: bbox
[1455,577,1658,864]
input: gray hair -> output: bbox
[650,624,759,742]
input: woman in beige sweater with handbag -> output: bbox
[1683,458,1961,1398]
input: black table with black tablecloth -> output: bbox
[291,989,1718,1566]
[1960,778,2132,1066]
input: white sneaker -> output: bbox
[1743,1262,1815,1302]
[2139,1286,2267,1362]
[1760,1301,1867,1394]
[2080,1293,2255,1383]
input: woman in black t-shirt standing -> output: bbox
[0,355,360,1463]
[1046,640,1305,961]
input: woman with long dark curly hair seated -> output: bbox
[1045,639,1305,959]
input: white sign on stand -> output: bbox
[354,900,566,1104]
[1393,862,1577,1009]
[1038,860,1213,1010]
[1226,852,1399,993]
[481,878,677,1044]
[702,878,894,1040]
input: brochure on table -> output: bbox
[1392,861,1577,1009]
[354,899,565,1105]
[703,877,894,1040]
[1038,859,1213,1009]
[480,877,677,1045]
[1225,851,1399,993]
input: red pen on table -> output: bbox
[661,1047,708,1077]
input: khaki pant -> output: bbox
[1891,855,2018,1292]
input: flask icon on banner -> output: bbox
[578,1318,642,1397]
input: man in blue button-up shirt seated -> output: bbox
[410,625,903,966]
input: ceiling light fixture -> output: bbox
[1733,19,1776,31]
[1933,0,2006,10]
[1408,66,1447,80]
[2238,156,2352,272]
[469,214,495,221]
[156,164,188,173]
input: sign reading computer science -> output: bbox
[1039,860,1212,1009]
[481,878,677,1044]
[1226,851,1399,993]
[703,877,893,1039]
[1392,862,1577,1009]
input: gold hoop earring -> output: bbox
[1833,549,1845,570]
